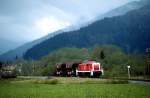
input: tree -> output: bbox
[100,50,105,60]
[0,61,2,69]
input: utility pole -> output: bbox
[127,65,131,79]
[146,48,150,75]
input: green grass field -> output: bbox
[0,77,150,98]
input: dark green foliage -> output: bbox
[40,47,90,64]
[21,61,33,76]
[90,45,147,78]
[127,54,147,76]
[91,45,128,77]
[36,48,90,76]
[17,45,148,78]
[33,79,59,85]
[40,65,55,76]
[0,61,2,69]
[100,50,105,60]
[17,47,91,76]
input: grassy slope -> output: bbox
[0,78,150,98]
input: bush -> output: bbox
[49,79,59,84]
[83,79,128,84]
[32,79,59,85]
[107,79,128,84]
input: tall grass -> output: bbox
[0,78,150,98]
[32,79,59,85]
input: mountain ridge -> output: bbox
[0,30,63,61]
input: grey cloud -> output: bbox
[0,0,139,43]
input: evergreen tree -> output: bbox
[0,61,3,69]
[100,50,105,60]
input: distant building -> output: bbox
[0,64,17,78]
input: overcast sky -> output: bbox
[0,0,138,43]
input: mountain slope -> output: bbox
[0,30,63,61]
[97,0,145,19]
[0,38,24,55]
[73,0,146,32]
[24,3,150,60]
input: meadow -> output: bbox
[0,77,150,98]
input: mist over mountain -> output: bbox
[97,0,143,19]
[23,1,150,60]
[0,30,63,61]
[0,38,24,55]
[67,0,145,32]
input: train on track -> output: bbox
[55,60,104,77]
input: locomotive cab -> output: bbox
[76,61,103,77]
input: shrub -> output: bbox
[32,79,59,85]
[107,79,128,84]
[83,79,128,84]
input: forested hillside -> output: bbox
[16,46,147,77]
